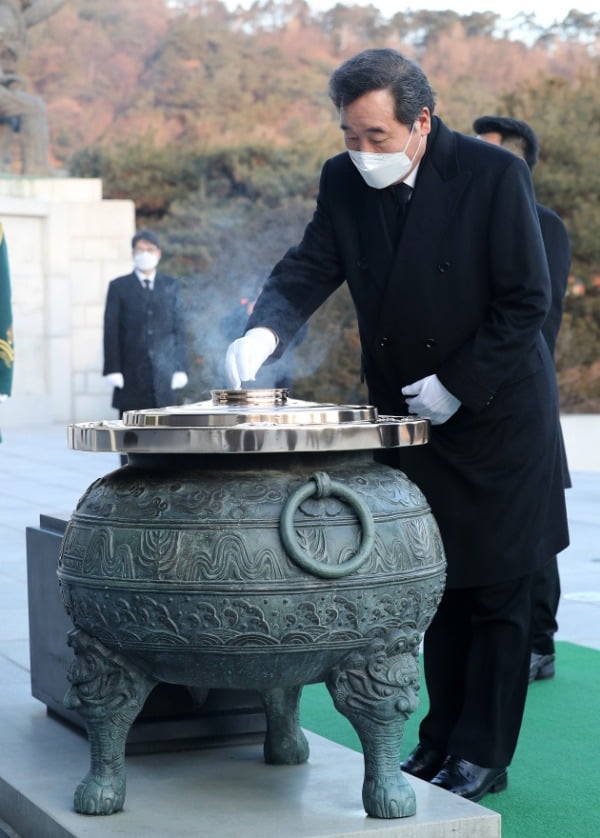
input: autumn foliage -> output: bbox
[21,0,600,409]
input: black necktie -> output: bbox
[392,183,413,222]
[143,279,151,291]
[381,182,413,242]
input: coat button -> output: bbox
[357,257,368,270]
[424,338,436,349]
[379,336,390,348]
[438,261,451,273]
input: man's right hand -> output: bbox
[105,372,124,389]
[225,327,277,389]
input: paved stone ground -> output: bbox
[0,417,598,836]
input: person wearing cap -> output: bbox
[103,229,189,425]
[474,115,571,685]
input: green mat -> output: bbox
[300,642,600,838]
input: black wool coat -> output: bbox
[103,272,188,412]
[538,201,572,491]
[247,116,569,589]
[537,203,570,358]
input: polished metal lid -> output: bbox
[68,389,429,454]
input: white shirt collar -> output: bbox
[135,269,156,288]
[401,161,420,190]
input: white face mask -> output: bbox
[348,124,423,189]
[133,250,160,272]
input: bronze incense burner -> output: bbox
[59,390,445,818]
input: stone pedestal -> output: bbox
[0,176,135,426]
[0,706,501,838]
[26,514,267,754]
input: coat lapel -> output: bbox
[377,122,472,328]
[360,187,396,291]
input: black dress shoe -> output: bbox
[400,743,445,781]
[430,757,508,802]
[529,651,555,683]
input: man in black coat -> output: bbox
[103,230,189,415]
[225,49,569,803]
[473,115,571,684]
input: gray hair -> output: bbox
[328,48,436,125]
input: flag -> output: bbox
[0,222,14,400]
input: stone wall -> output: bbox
[0,177,135,426]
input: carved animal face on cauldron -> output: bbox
[326,628,422,723]
[64,629,150,723]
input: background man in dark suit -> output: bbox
[225,49,569,803]
[473,114,571,684]
[103,229,189,421]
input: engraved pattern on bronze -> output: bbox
[58,448,446,819]
[189,535,286,582]
[74,467,429,522]
[76,473,290,520]
[61,465,444,584]
[326,628,422,817]
[61,578,444,652]
[64,629,157,815]
[61,520,444,582]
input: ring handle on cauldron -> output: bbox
[279,471,375,578]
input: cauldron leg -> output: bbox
[326,630,421,818]
[64,629,158,815]
[260,685,309,765]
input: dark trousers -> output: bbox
[418,574,534,768]
[532,555,560,655]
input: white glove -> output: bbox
[225,327,277,389]
[105,372,124,389]
[0,393,8,403]
[171,371,188,390]
[402,373,461,425]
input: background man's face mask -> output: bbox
[133,250,160,271]
[348,123,422,189]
